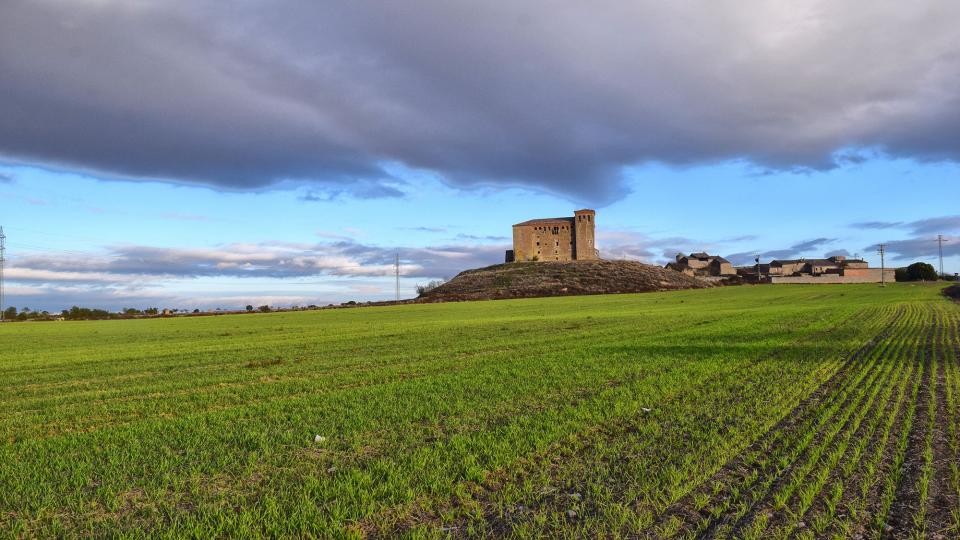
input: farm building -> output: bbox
[506,209,598,262]
[665,252,736,278]
[739,255,894,283]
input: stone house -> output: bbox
[748,254,893,283]
[768,255,864,276]
[506,209,597,262]
[666,252,736,277]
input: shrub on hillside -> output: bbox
[416,279,446,296]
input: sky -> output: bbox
[1,0,958,311]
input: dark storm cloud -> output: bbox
[2,1,960,203]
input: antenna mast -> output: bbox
[0,226,5,321]
[877,243,886,287]
[938,234,945,279]
[395,252,400,301]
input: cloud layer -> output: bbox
[10,240,507,284]
[2,1,960,202]
[6,238,509,310]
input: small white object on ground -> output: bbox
[314,434,326,443]
[642,407,652,412]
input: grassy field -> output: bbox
[1,284,958,538]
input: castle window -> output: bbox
[552,226,559,234]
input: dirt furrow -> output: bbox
[722,320,909,539]
[924,317,959,539]
[775,346,912,537]
[884,313,935,538]
[640,309,903,538]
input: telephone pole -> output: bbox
[877,243,887,287]
[0,226,6,322]
[394,252,400,301]
[938,234,945,279]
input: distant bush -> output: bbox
[897,262,939,282]
[258,305,272,313]
[416,279,446,296]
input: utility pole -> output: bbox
[877,243,886,287]
[394,252,400,301]
[938,234,945,279]
[0,226,5,322]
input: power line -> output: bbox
[938,234,945,279]
[1,226,6,321]
[877,243,886,287]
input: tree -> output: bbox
[246,305,254,312]
[416,279,446,296]
[905,262,938,282]
[258,305,271,313]
[3,306,17,319]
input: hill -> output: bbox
[418,259,712,302]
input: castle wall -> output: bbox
[512,222,575,261]
[573,210,597,260]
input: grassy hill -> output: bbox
[0,283,957,537]
[419,259,711,302]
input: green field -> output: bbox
[1,284,958,538]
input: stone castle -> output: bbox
[505,209,598,262]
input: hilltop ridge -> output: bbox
[418,259,712,302]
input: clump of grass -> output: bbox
[245,358,284,368]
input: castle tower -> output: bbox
[573,209,597,260]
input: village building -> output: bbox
[737,255,894,283]
[768,255,865,276]
[506,209,597,262]
[666,252,736,278]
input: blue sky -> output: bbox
[2,156,956,311]
[1,1,959,311]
